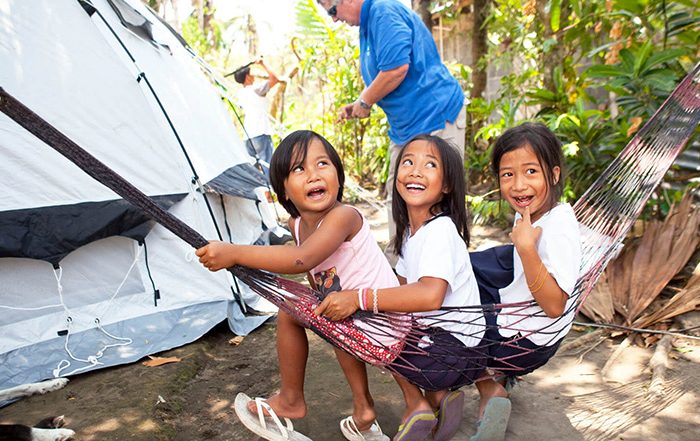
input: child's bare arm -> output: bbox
[511,206,567,318]
[314,276,447,321]
[195,205,361,274]
[195,241,239,271]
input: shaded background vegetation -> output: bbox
[146,0,700,222]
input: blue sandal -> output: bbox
[469,397,511,441]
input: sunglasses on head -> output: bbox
[326,1,338,17]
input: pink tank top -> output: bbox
[293,206,409,366]
[293,206,398,294]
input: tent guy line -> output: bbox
[0,0,275,396]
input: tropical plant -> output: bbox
[467,193,511,227]
[586,44,688,116]
[180,4,227,66]
[288,0,390,188]
[463,0,699,224]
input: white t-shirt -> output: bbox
[237,81,272,138]
[497,203,582,346]
[395,216,485,348]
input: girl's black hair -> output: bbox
[392,134,469,257]
[491,122,565,211]
[269,130,345,218]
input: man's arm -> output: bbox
[258,59,280,89]
[340,64,409,119]
[361,64,409,106]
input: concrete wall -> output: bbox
[431,8,506,103]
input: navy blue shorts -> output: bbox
[486,333,561,376]
[389,326,488,391]
[470,245,562,376]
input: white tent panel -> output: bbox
[90,0,255,183]
[0,0,277,395]
[0,0,191,211]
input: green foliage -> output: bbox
[541,101,621,199]
[652,183,699,218]
[180,12,226,66]
[288,0,390,188]
[466,193,511,227]
[585,44,689,115]
[466,0,699,223]
[173,0,698,224]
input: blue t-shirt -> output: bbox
[359,0,464,145]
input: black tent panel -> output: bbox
[0,194,186,265]
[204,163,267,201]
[105,0,156,43]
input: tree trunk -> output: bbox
[203,0,214,41]
[169,0,180,29]
[466,0,490,159]
[412,0,432,30]
[470,0,489,100]
[246,14,258,58]
[191,0,203,30]
[146,0,164,13]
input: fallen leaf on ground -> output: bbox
[142,356,181,367]
[228,336,245,346]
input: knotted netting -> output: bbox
[235,63,700,388]
[1,63,699,391]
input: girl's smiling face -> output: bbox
[283,139,340,216]
[396,139,448,228]
[498,144,560,222]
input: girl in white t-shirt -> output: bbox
[316,135,488,441]
[470,122,582,440]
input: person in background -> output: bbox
[317,0,467,266]
[234,58,280,178]
[235,60,292,246]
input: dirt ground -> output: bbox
[1,203,699,441]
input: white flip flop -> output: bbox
[234,392,313,441]
[339,415,389,441]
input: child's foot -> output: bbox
[470,397,511,441]
[348,411,378,432]
[234,394,312,441]
[246,391,307,420]
[432,390,465,441]
[476,380,508,419]
[393,409,437,441]
[400,400,433,424]
[340,416,389,441]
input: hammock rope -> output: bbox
[1,62,699,389]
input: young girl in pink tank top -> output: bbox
[196,130,400,441]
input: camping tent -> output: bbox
[0,0,278,393]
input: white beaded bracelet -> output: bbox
[372,288,378,314]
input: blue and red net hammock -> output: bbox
[1,62,699,390]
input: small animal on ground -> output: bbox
[0,379,75,441]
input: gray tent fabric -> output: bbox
[0,0,277,394]
[205,163,269,200]
[105,0,161,46]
